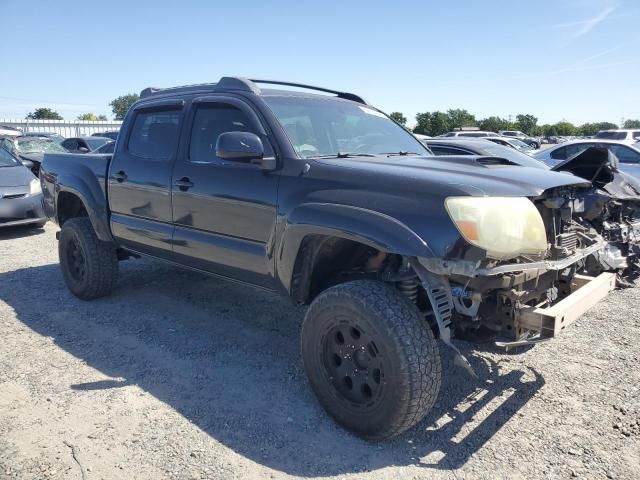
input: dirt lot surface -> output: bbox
[1,223,639,480]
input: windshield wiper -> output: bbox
[311,152,377,159]
[382,151,422,156]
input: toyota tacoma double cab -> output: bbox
[41,77,620,439]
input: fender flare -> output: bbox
[55,171,113,242]
[276,202,435,295]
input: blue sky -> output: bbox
[0,0,638,125]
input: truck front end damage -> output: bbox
[549,147,640,286]
[410,182,629,348]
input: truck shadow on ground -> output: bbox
[0,259,544,477]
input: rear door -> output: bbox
[170,95,279,287]
[108,99,184,258]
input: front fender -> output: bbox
[55,171,113,242]
[276,202,436,294]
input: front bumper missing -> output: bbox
[418,239,604,278]
[514,272,616,341]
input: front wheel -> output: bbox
[301,280,441,440]
[58,217,118,300]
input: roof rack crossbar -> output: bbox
[249,79,369,105]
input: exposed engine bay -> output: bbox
[407,148,640,347]
[551,146,640,286]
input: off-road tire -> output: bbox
[58,217,118,300]
[301,280,441,440]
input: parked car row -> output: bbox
[439,129,541,149]
[36,77,639,441]
[0,135,114,175]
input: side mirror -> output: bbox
[216,131,276,170]
[78,146,90,153]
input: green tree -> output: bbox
[553,121,577,136]
[515,114,538,135]
[623,119,640,129]
[389,112,407,126]
[26,108,63,120]
[446,109,476,130]
[77,113,108,121]
[478,116,514,132]
[414,111,450,136]
[109,94,139,121]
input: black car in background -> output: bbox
[0,147,46,228]
[424,138,547,168]
[61,136,112,153]
[92,131,119,141]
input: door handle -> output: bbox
[174,177,193,190]
[113,171,127,183]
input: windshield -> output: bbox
[0,147,21,167]
[263,96,430,158]
[480,143,548,169]
[16,138,66,154]
[595,131,626,140]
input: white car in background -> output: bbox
[595,129,640,145]
[533,139,640,178]
[0,125,22,138]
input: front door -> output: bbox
[108,100,184,258]
[171,96,279,287]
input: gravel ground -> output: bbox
[0,223,639,480]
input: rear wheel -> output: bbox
[301,280,441,439]
[58,217,118,299]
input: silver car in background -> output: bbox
[533,139,640,178]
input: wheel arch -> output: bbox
[276,203,435,303]
[55,173,113,242]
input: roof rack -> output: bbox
[140,77,369,105]
[248,79,369,105]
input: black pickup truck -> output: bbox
[41,77,621,439]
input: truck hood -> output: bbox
[0,165,35,187]
[318,155,589,197]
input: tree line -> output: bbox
[21,98,640,138]
[24,94,141,122]
[390,110,640,137]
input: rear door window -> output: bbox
[633,131,640,140]
[610,145,640,163]
[128,110,181,161]
[550,147,567,160]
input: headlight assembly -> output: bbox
[29,178,42,196]
[445,196,548,260]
